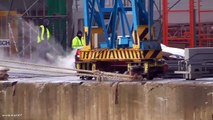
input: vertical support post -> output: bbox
[67,0,74,49]
[83,0,89,46]
[132,0,139,48]
[29,26,32,59]
[119,12,125,37]
[77,63,80,69]
[198,0,202,47]
[162,0,168,45]
[189,0,195,48]
[43,0,45,17]
[96,0,109,48]
[22,20,25,57]
[87,0,95,49]
[92,63,96,71]
[127,63,131,75]
[148,0,154,40]
[100,0,105,8]
[197,0,213,47]
[111,0,118,49]
[158,0,162,41]
[132,0,138,31]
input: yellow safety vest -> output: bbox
[37,25,50,44]
[72,36,84,48]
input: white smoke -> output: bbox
[3,18,77,69]
[13,20,66,65]
[55,49,77,69]
[0,50,4,58]
[0,3,78,73]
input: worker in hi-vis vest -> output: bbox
[72,30,84,48]
[37,19,50,44]
[37,19,52,61]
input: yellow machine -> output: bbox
[75,0,164,80]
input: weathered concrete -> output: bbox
[0,80,213,120]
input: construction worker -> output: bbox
[72,30,84,48]
[37,19,50,44]
[37,19,52,61]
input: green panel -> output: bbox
[47,0,67,50]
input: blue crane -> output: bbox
[83,0,157,49]
[76,0,164,80]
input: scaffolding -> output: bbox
[0,0,72,58]
[162,0,213,48]
[198,0,213,47]
[162,0,195,48]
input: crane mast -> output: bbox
[76,0,164,80]
[83,0,155,49]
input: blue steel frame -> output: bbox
[83,0,154,49]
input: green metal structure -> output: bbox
[47,0,67,50]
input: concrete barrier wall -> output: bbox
[0,81,213,120]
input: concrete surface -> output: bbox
[1,77,213,120]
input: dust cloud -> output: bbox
[16,20,77,69]
[55,49,77,69]
[0,19,76,70]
